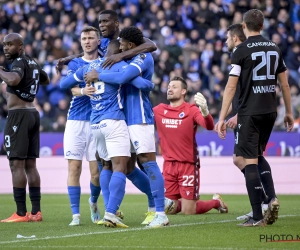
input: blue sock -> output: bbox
[127,167,155,208]
[106,172,126,215]
[90,182,101,203]
[100,169,112,210]
[68,186,81,215]
[142,161,165,212]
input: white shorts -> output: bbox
[91,119,131,161]
[128,124,156,154]
[63,120,96,161]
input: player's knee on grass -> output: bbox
[181,199,196,215]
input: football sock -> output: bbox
[100,169,112,209]
[29,187,41,214]
[196,200,220,214]
[13,187,27,216]
[242,166,267,203]
[126,167,155,208]
[258,156,276,203]
[142,161,165,212]
[67,186,80,215]
[90,182,101,203]
[106,172,126,215]
[245,164,263,220]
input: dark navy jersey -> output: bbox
[6,55,47,102]
[229,35,286,115]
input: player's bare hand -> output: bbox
[214,121,220,132]
[102,54,123,69]
[194,92,209,117]
[284,114,294,132]
[217,120,227,139]
[225,114,237,129]
[84,69,98,84]
[84,86,96,97]
[55,58,66,74]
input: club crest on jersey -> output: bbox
[139,53,146,60]
[179,112,185,118]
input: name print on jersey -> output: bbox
[162,118,183,128]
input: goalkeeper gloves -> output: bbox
[194,92,209,117]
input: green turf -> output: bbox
[0,194,299,250]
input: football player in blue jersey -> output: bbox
[59,26,102,226]
[61,40,154,228]
[56,10,156,71]
[85,27,169,228]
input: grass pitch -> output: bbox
[0,194,299,250]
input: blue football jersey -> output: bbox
[125,52,154,125]
[63,57,96,121]
[74,58,126,125]
[98,38,111,57]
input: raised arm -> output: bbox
[60,66,85,90]
[129,76,154,91]
[102,38,157,69]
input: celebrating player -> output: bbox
[60,26,101,226]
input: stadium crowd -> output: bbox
[0,0,300,132]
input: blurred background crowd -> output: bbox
[0,0,300,132]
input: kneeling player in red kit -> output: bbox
[153,76,228,215]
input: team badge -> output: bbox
[139,53,146,60]
[179,112,185,118]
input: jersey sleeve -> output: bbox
[129,53,150,74]
[129,76,154,91]
[60,66,85,89]
[99,65,140,84]
[66,60,79,76]
[192,106,214,130]
[10,58,25,79]
[229,47,244,77]
[276,49,287,74]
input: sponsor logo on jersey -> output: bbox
[247,41,276,48]
[179,112,185,118]
[12,126,18,132]
[162,118,183,128]
[252,85,276,94]
[66,151,81,157]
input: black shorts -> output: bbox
[234,112,277,159]
[4,109,40,159]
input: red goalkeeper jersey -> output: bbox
[153,102,214,164]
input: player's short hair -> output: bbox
[99,10,118,21]
[108,39,120,53]
[81,26,100,38]
[119,26,144,46]
[243,9,264,32]
[227,24,246,42]
[169,76,187,90]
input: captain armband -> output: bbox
[229,64,241,77]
